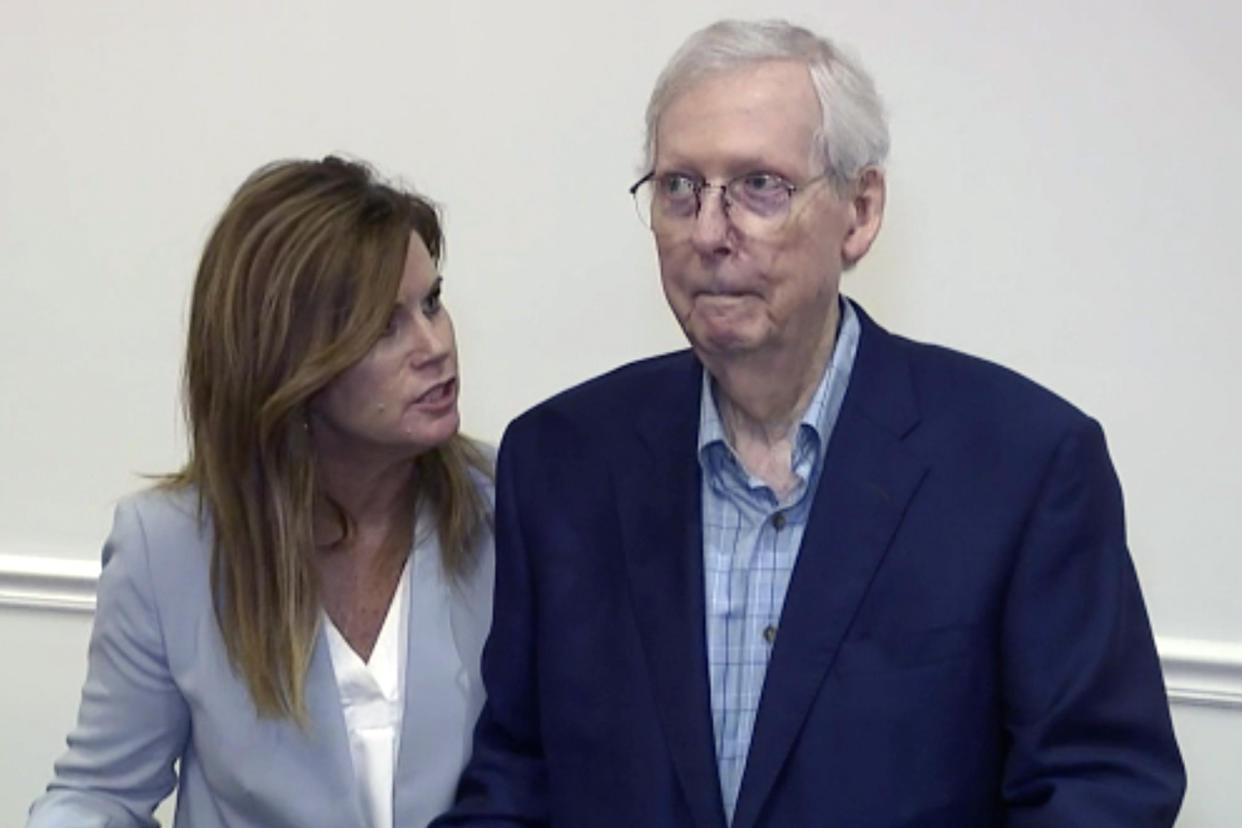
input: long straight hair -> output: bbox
[167,156,491,723]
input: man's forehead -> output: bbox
[654,60,820,171]
[662,60,817,118]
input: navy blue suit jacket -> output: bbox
[439,305,1184,827]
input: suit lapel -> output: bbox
[731,311,928,828]
[304,625,369,827]
[618,354,728,828]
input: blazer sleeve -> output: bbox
[432,427,550,827]
[27,498,191,828]
[999,418,1185,826]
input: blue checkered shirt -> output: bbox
[698,299,860,823]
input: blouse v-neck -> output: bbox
[323,556,412,828]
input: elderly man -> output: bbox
[437,19,1185,828]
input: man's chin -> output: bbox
[685,324,765,360]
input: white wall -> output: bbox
[2,0,1239,823]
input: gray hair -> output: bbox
[643,19,890,186]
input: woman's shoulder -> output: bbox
[117,484,205,529]
[465,438,496,503]
[103,484,213,591]
[109,485,208,551]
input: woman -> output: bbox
[27,156,494,828]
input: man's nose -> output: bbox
[689,186,733,254]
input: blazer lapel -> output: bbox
[392,531,491,825]
[731,312,928,828]
[303,625,369,827]
[617,354,728,828]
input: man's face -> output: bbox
[651,60,869,363]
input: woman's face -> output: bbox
[310,232,460,463]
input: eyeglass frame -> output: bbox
[628,169,834,231]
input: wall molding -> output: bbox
[3,553,1241,710]
[0,554,99,613]
[1159,637,1242,711]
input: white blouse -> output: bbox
[323,525,480,828]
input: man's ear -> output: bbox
[841,167,886,265]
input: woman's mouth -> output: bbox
[413,378,457,408]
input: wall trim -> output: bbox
[1159,637,1242,711]
[2,553,1241,710]
[0,554,100,613]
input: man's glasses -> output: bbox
[629,170,830,237]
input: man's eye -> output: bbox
[659,174,699,199]
[738,172,788,194]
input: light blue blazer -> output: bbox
[28,478,494,828]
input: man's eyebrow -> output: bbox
[656,157,795,177]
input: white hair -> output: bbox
[643,19,890,186]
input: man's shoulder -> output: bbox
[511,350,698,435]
[863,317,1094,448]
[913,340,1082,420]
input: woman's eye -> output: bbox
[422,285,442,315]
[381,310,401,337]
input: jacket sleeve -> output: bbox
[999,418,1186,826]
[432,425,551,827]
[27,499,190,828]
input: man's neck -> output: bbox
[703,302,840,494]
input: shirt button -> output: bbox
[763,625,777,644]
[772,511,786,530]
